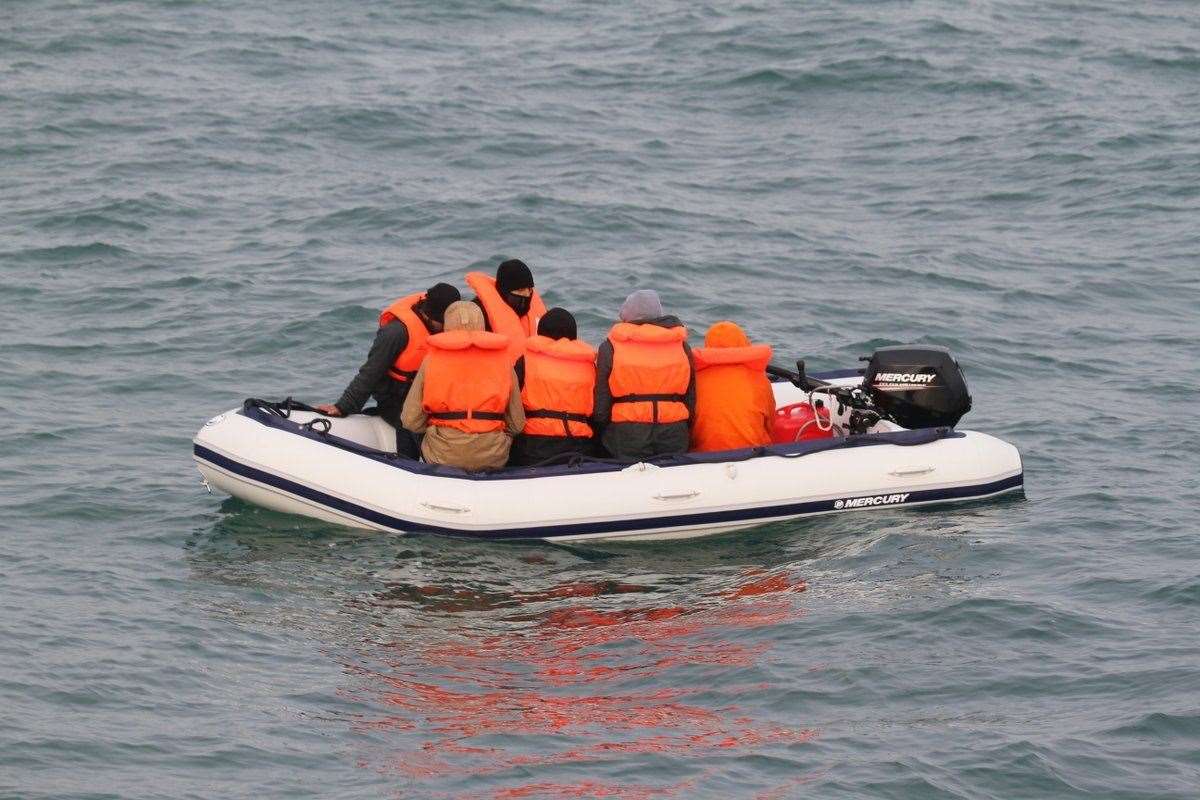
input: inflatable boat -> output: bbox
[193,346,1023,542]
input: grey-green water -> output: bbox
[2,1,1199,797]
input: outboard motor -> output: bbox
[862,345,972,429]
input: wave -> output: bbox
[2,242,133,263]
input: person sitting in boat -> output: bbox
[690,321,775,452]
[400,301,525,471]
[509,308,597,467]
[593,289,695,462]
[465,258,548,369]
[316,282,460,458]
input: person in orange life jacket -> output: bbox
[690,321,775,453]
[593,289,696,462]
[316,282,460,458]
[465,258,547,372]
[508,308,598,467]
[400,301,525,471]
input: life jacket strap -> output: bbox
[526,408,592,437]
[525,409,591,424]
[388,368,417,383]
[428,410,506,422]
[611,393,687,404]
[610,393,687,425]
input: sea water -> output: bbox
[2,1,1198,797]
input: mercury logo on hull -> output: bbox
[833,493,910,510]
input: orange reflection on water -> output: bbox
[344,569,816,796]
[490,776,704,799]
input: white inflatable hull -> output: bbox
[193,379,1023,542]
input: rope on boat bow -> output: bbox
[302,417,332,434]
[243,397,325,419]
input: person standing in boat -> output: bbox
[593,289,696,461]
[465,258,547,369]
[316,282,461,458]
[690,321,775,452]
[400,301,525,471]
[509,308,597,467]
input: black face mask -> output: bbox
[504,291,532,317]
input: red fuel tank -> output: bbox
[772,401,835,443]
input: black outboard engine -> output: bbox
[862,345,972,429]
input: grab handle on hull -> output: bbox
[420,501,471,514]
[889,466,935,477]
[653,490,701,501]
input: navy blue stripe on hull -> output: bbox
[195,443,1024,540]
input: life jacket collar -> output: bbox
[609,321,687,344]
[525,334,596,362]
[465,271,548,363]
[428,329,510,352]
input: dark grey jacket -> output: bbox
[334,320,412,425]
[593,315,696,462]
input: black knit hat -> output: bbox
[495,258,534,294]
[423,282,461,323]
[538,307,577,340]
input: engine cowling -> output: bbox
[862,345,972,429]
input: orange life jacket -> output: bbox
[691,343,775,452]
[606,322,691,425]
[421,330,513,434]
[465,271,548,364]
[521,335,597,438]
[378,293,432,384]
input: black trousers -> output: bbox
[509,434,594,466]
[376,396,420,460]
[390,423,420,460]
[599,421,689,462]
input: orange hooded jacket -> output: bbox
[690,321,775,452]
